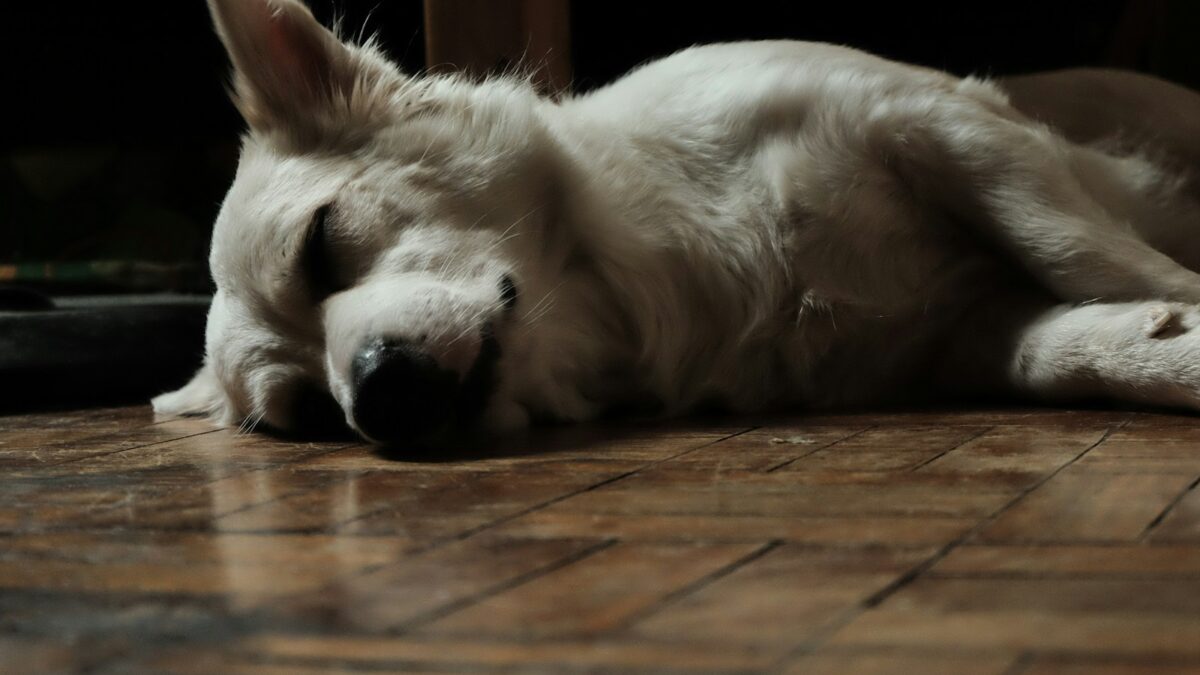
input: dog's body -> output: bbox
[157,0,1200,442]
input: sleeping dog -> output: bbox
[156,0,1200,443]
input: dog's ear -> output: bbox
[207,0,395,139]
[152,363,225,419]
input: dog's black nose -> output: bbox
[351,339,459,442]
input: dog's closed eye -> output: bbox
[303,203,343,300]
[500,274,519,311]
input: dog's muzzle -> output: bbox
[349,332,500,442]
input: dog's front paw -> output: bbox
[152,364,225,419]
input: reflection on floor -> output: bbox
[4,405,1200,673]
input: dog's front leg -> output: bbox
[1000,301,1200,411]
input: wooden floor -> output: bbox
[4,406,1200,674]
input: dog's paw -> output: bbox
[152,365,224,418]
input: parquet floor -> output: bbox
[4,405,1200,674]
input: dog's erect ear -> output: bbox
[207,0,393,138]
[152,363,225,419]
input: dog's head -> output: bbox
[155,0,620,442]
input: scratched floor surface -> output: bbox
[4,404,1200,673]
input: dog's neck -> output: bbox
[535,102,797,412]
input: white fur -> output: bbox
[156,0,1200,440]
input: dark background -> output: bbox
[3,0,1198,290]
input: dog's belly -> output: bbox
[777,295,988,408]
[743,254,1013,410]
[669,203,1018,413]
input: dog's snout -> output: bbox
[351,338,459,442]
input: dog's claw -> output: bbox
[1145,305,1177,338]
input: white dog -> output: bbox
[155,0,1200,443]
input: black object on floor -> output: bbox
[0,293,209,412]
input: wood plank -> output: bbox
[620,461,1036,485]
[793,408,1130,427]
[1,469,207,532]
[0,637,99,674]
[418,542,764,639]
[1113,415,1200,436]
[873,571,1200,614]
[0,558,326,598]
[129,656,367,675]
[59,430,353,478]
[651,425,868,472]
[65,466,351,530]
[1021,658,1200,674]
[829,577,1200,655]
[1,531,412,568]
[782,648,1017,675]
[1,437,350,531]
[630,545,934,648]
[272,536,604,632]
[1149,484,1200,543]
[0,533,413,604]
[779,425,989,472]
[834,610,1200,656]
[0,405,153,445]
[980,470,1195,542]
[552,480,1014,518]
[935,544,1200,577]
[882,576,1200,615]
[497,511,975,546]
[216,634,778,672]
[0,591,246,653]
[0,405,145,432]
[213,466,626,536]
[292,424,738,472]
[918,425,1109,482]
[1073,440,1200,474]
[0,414,215,467]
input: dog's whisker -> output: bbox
[444,322,480,349]
[478,205,543,256]
[520,287,556,318]
[518,287,563,336]
[525,296,559,326]
[248,410,269,435]
[489,230,524,252]
[520,280,566,323]
[235,412,258,437]
[430,205,509,279]
[479,215,534,255]
[447,308,487,345]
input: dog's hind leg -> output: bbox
[1058,145,1200,275]
[943,295,1200,412]
[998,69,1200,273]
[999,69,1200,273]
[1001,69,1200,179]
[890,90,1200,305]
